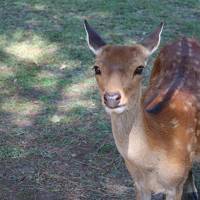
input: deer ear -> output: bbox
[141,22,164,55]
[84,20,106,55]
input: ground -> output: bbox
[0,0,200,199]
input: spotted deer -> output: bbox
[84,20,199,200]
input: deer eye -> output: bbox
[93,65,101,75]
[134,65,144,76]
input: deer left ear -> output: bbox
[141,22,164,55]
[84,20,106,55]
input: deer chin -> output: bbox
[104,105,127,114]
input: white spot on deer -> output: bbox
[190,151,195,160]
[193,137,197,144]
[186,101,193,107]
[187,127,194,134]
[183,105,189,111]
[176,51,181,56]
[170,118,179,128]
[194,60,199,65]
[187,144,192,152]
[174,139,182,148]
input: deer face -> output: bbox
[93,45,148,114]
[84,20,163,114]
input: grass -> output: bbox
[0,0,200,199]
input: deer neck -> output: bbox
[110,84,145,156]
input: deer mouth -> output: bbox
[104,104,127,114]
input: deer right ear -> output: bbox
[141,22,164,55]
[84,20,106,55]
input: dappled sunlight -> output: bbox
[48,76,101,124]
[67,76,95,93]
[51,100,95,124]
[57,77,96,111]
[64,99,95,111]
[59,59,82,70]
[1,97,43,127]
[0,34,8,47]
[5,35,58,63]
[33,4,46,11]
[50,114,63,123]
[0,64,14,79]
[125,38,137,45]
[49,77,97,124]
[35,70,58,90]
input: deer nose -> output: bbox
[104,92,121,108]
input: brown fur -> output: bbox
[92,38,200,199]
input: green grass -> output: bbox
[0,0,200,199]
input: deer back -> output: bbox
[142,37,200,160]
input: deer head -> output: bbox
[84,20,163,114]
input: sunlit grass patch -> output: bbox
[1,97,42,126]
[14,63,40,90]
[0,64,15,80]
[35,70,58,90]
[5,35,58,63]
[33,4,46,11]
[51,103,92,124]
[53,76,97,114]
[66,76,95,93]
[2,98,41,114]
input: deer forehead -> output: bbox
[95,45,148,69]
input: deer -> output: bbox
[84,20,200,200]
